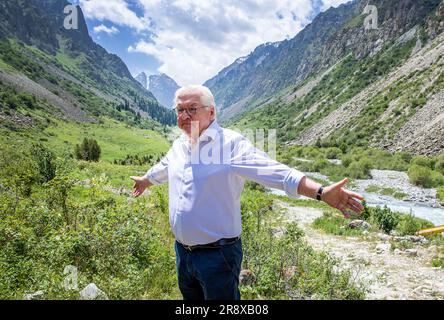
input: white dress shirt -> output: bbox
[144,120,305,246]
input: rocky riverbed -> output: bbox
[269,168,444,225]
[353,170,442,208]
[274,200,444,300]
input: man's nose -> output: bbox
[180,111,191,119]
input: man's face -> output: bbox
[176,93,215,137]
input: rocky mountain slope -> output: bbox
[207,0,443,121]
[0,0,175,127]
[148,73,180,109]
[226,0,444,156]
[135,72,148,90]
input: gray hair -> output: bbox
[174,85,216,108]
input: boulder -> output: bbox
[404,249,418,257]
[348,220,371,230]
[239,269,256,286]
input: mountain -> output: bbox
[148,73,180,109]
[216,0,444,156]
[135,72,148,90]
[206,0,443,123]
[0,0,176,127]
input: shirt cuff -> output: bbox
[142,170,162,186]
[283,169,306,198]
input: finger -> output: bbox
[347,201,362,213]
[345,190,364,200]
[348,198,364,211]
[334,178,349,189]
[347,202,362,214]
[337,203,347,213]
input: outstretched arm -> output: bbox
[297,176,365,218]
[131,149,171,197]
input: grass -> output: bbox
[312,204,435,238]
[42,117,170,163]
[0,57,17,73]
[437,187,444,203]
[312,211,365,236]
[365,185,408,200]
[432,256,444,268]
[72,161,148,188]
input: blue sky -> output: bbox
[68,0,351,86]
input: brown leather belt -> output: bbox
[178,236,240,251]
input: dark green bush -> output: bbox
[370,205,399,234]
[74,138,101,162]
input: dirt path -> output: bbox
[274,199,444,300]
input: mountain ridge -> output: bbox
[207,0,442,123]
[0,0,176,127]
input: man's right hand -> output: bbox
[130,176,152,197]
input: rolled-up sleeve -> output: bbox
[230,137,305,198]
[142,150,170,185]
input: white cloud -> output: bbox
[80,0,352,86]
[129,0,316,86]
[80,0,147,31]
[93,24,119,35]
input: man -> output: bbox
[130,85,364,300]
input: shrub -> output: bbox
[74,138,101,162]
[408,165,433,188]
[432,256,444,268]
[360,201,371,221]
[396,213,434,236]
[435,153,444,174]
[437,187,444,204]
[325,147,342,159]
[312,159,330,172]
[244,181,266,192]
[395,151,412,163]
[370,205,399,234]
[411,155,434,169]
[341,155,353,168]
[431,171,444,187]
[30,143,56,183]
[346,160,371,179]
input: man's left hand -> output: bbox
[322,178,365,218]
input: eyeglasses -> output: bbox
[174,106,208,116]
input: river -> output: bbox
[268,188,444,226]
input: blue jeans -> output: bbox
[174,239,243,300]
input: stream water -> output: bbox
[268,188,444,226]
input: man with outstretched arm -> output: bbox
[130,85,364,300]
